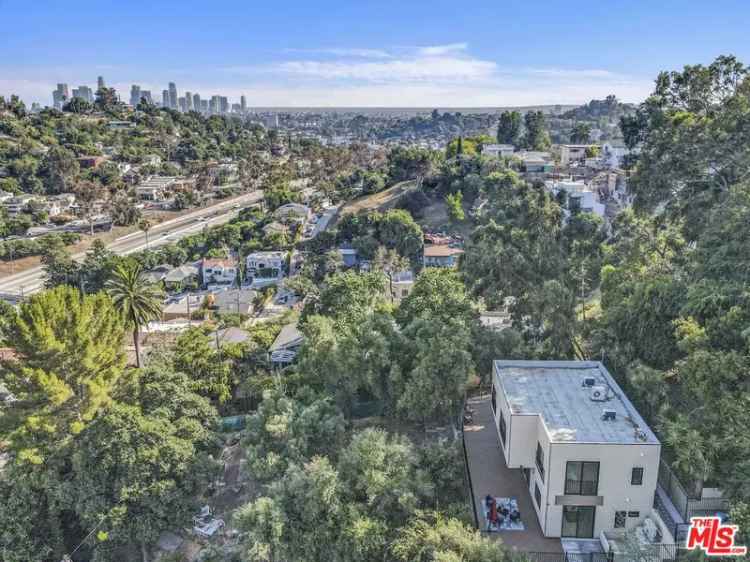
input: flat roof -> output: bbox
[494,360,659,445]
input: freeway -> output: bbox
[0,190,263,300]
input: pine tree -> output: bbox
[1,286,126,461]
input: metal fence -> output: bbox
[657,459,730,522]
[459,393,480,529]
[509,545,691,562]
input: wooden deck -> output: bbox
[463,395,563,554]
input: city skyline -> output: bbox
[50,76,247,115]
[3,0,750,107]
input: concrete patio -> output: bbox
[463,394,563,554]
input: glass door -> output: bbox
[561,506,596,538]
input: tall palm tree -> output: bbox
[138,218,153,250]
[106,261,164,368]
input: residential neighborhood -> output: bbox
[0,13,748,561]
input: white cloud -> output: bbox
[276,56,496,82]
[526,68,621,79]
[283,47,392,59]
[416,43,469,56]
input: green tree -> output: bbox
[396,315,473,425]
[338,428,430,523]
[235,457,345,562]
[569,122,592,144]
[173,327,232,403]
[397,268,473,326]
[62,97,92,114]
[243,389,346,481]
[387,146,436,187]
[307,270,386,329]
[70,368,218,562]
[377,209,423,265]
[41,236,81,289]
[40,146,79,194]
[523,110,551,150]
[373,246,410,304]
[94,87,120,112]
[496,110,522,145]
[445,190,465,222]
[106,261,164,368]
[0,286,126,461]
[393,513,510,562]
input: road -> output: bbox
[0,190,263,300]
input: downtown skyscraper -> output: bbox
[52,83,69,109]
[130,84,141,107]
[168,82,177,110]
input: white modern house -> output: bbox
[490,360,661,540]
[546,180,606,219]
[246,251,286,287]
[483,144,515,158]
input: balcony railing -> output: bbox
[565,478,599,496]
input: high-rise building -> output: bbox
[140,90,153,104]
[178,97,186,112]
[185,91,193,111]
[97,76,105,91]
[130,84,142,107]
[200,100,208,112]
[209,95,221,115]
[240,95,247,113]
[219,96,229,114]
[162,90,170,108]
[192,93,201,113]
[72,85,94,103]
[168,82,178,109]
[52,83,69,109]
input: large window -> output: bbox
[534,483,542,508]
[565,461,600,495]
[631,467,644,486]
[535,443,545,482]
[491,384,497,414]
[562,506,596,538]
[498,411,507,446]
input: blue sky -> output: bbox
[3,0,749,107]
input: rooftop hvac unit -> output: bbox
[581,377,597,388]
[590,386,608,401]
[602,409,617,421]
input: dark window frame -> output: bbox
[491,384,497,414]
[498,411,507,446]
[534,483,542,508]
[614,511,626,528]
[561,506,596,538]
[564,461,600,495]
[631,467,644,486]
[535,443,545,482]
